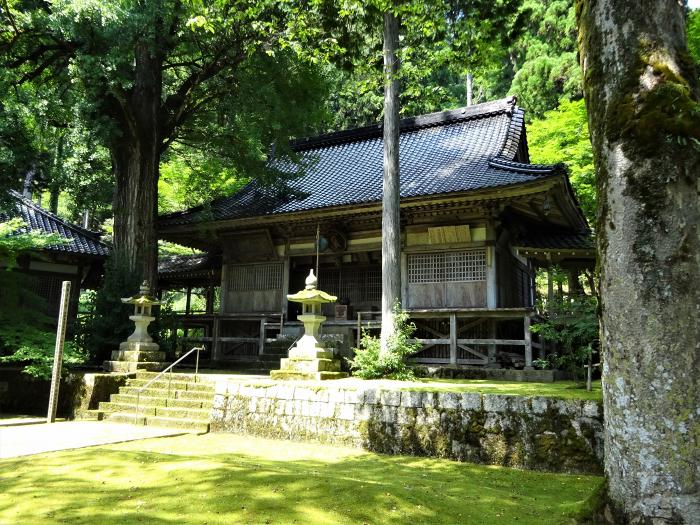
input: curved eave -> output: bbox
[159,175,563,238]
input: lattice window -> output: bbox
[408,249,486,284]
[228,263,282,291]
[318,267,381,303]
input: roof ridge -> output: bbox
[9,189,106,244]
[291,96,517,152]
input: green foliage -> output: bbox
[688,9,700,69]
[0,218,66,267]
[318,0,522,129]
[508,0,582,119]
[531,295,599,379]
[348,305,421,380]
[85,255,141,363]
[527,99,596,222]
[0,273,86,379]
[0,331,86,380]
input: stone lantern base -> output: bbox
[103,341,170,373]
[270,315,347,381]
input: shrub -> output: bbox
[0,329,86,379]
[347,304,421,380]
[531,294,599,379]
[85,255,140,363]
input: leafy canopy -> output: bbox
[527,98,595,222]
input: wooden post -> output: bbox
[212,317,220,362]
[185,286,192,314]
[259,317,266,356]
[449,314,457,365]
[486,319,498,368]
[380,9,402,355]
[524,314,533,370]
[205,284,214,314]
[47,281,71,423]
[547,267,554,304]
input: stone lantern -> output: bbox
[122,281,160,344]
[103,281,169,373]
[270,270,348,380]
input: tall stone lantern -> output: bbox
[103,282,169,373]
[270,270,348,380]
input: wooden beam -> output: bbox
[259,318,266,356]
[450,313,457,365]
[524,314,533,369]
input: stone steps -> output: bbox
[111,393,210,409]
[99,401,211,420]
[107,413,210,433]
[126,378,216,392]
[96,372,215,432]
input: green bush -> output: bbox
[85,255,140,363]
[0,272,87,379]
[347,304,421,380]
[531,294,599,379]
[0,329,86,379]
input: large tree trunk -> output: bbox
[111,43,162,288]
[577,2,700,522]
[380,10,402,354]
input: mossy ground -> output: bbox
[408,379,602,401]
[234,376,603,401]
[0,433,602,524]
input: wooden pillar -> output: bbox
[400,252,408,307]
[547,267,554,304]
[212,317,220,362]
[486,319,499,368]
[485,221,498,308]
[259,317,266,356]
[524,314,533,370]
[449,313,457,365]
[281,255,290,320]
[185,286,192,314]
[205,284,214,314]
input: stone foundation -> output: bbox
[211,381,603,474]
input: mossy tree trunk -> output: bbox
[576,1,699,522]
[380,9,402,354]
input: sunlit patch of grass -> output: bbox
[0,433,603,524]
[407,379,603,400]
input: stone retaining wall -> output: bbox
[211,381,603,474]
[0,368,129,418]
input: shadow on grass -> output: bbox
[0,435,603,525]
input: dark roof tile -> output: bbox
[2,190,109,257]
[159,97,561,227]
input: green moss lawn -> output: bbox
[408,379,602,401]
[0,433,603,524]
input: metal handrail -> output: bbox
[134,346,204,417]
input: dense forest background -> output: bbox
[2,1,698,236]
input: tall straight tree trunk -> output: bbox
[466,72,473,106]
[111,42,162,288]
[380,10,401,354]
[577,1,699,522]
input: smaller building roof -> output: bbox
[2,190,108,257]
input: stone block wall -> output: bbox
[211,381,603,474]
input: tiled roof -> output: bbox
[2,190,109,257]
[160,97,564,227]
[514,230,594,251]
[158,253,221,276]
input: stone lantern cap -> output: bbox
[287,270,337,304]
[121,281,160,307]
